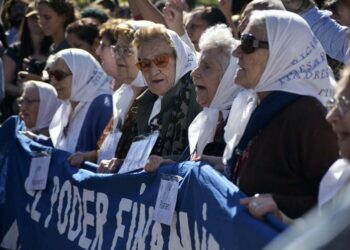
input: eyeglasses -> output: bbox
[111,45,134,58]
[17,97,39,106]
[327,95,350,117]
[240,33,269,54]
[48,70,72,82]
[136,54,173,71]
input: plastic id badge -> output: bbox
[25,152,51,191]
[118,130,159,174]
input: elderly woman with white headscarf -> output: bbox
[144,24,241,172]
[214,10,338,219]
[19,80,61,136]
[69,21,150,167]
[47,48,112,154]
[99,24,202,173]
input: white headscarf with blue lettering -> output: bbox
[223,10,335,164]
[49,48,112,152]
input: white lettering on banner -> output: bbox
[78,189,95,249]
[91,192,108,250]
[68,186,83,241]
[57,180,72,234]
[111,198,132,248]
[44,176,60,227]
[16,177,220,249]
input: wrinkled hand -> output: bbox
[68,152,86,167]
[163,0,185,36]
[144,155,166,172]
[196,154,225,172]
[97,158,122,173]
[281,0,315,13]
[240,193,282,220]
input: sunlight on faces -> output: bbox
[191,48,225,107]
[96,36,118,78]
[37,3,66,37]
[232,23,269,89]
[327,77,350,159]
[137,38,176,97]
[48,58,72,100]
[113,34,139,84]
[19,86,40,129]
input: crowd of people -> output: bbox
[1,0,350,245]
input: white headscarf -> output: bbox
[188,56,240,156]
[318,159,350,209]
[111,21,149,126]
[148,29,197,125]
[31,81,61,131]
[223,10,335,164]
[49,48,112,153]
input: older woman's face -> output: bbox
[137,38,176,96]
[327,80,350,159]
[19,86,40,129]
[113,34,139,84]
[96,35,118,78]
[232,23,269,89]
[191,48,225,107]
[49,59,73,100]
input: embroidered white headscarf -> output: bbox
[148,28,197,125]
[49,48,112,153]
[223,10,335,164]
[30,81,61,131]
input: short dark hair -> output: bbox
[66,18,100,46]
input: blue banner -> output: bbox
[0,117,285,250]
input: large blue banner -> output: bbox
[0,117,285,250]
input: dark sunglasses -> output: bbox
[136,54,173,71]
[240,33,269,54]
[48,70,72,82]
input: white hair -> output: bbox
[199,24,237,54]
[198,24,237,70]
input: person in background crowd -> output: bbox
[35,0,75,54]
[19,80,60,136]
[144,24,240,172]
[96,18,125,91]
[98,24,201,173]
[2,0,28,45]
[46,48,112,153]
[68,20,148,166]
[323,0,350,27]
[80,6,109,24]
[65,18,100,59]
[0,8,51,123]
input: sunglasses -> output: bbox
[136,54,173,71]
[240,33,269,54]
[48,70,72,82]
